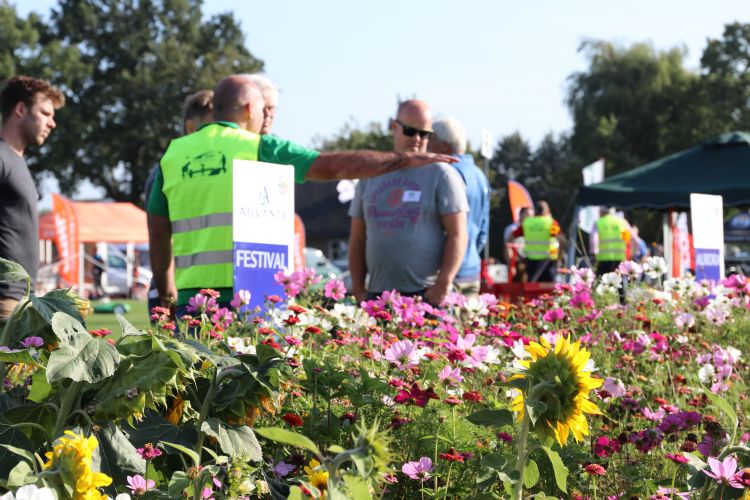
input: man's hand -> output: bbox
[425,279,452,306]
[402,152,458,167]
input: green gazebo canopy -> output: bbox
[577,131,750,209]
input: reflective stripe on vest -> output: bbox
[522,216,553,260]
[172,212,233,234]
[596,215,626,261]
[161,123,260,290]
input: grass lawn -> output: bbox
[87,298,151,332]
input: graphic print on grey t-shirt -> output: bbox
[365,177,422,235]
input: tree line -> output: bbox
[2,1,749,256]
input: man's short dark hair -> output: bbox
[183,89,213,126]
[0,76,65,121]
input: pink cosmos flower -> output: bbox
[20,336,44,348]
[438,365,464,385]
[324,279,347,300]
[703,456,743,488]
[230,289,251,309]
[642,407,666,422]
[542,308,564,322]
[127,475,155,495]
[402,457,433,481]
[384,340,420,370]
[602,377,626,399]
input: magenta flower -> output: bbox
[703,456,743,488]
[127,475,155,495]
[402,457,433,481]
[20,336,44,349]
[136,443,163,460]
[542,307,564,322]
[273,461,295,477]
[324,278,347,300]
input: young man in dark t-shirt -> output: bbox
[0,76,65,319]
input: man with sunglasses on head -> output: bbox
[348,99,468,306]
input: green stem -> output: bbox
[512,413,531,500]
[54,381,82,438]
[194,368,219,467]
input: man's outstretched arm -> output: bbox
[305,151,457,181]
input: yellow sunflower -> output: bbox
[510,335,603,446]
[304,459,329,496]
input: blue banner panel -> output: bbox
[234,241,289,310]
[694,248,721,282]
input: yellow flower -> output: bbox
[304,459,329,494]
[511,335,603,446]
[43,430,112,499]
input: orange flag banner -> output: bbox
[52,194,79,287]
[507,180,534,222]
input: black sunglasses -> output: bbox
[396,120,433,139]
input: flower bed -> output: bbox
[1,257,749,499]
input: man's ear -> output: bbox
[390,119,398,134]
[13,101,28,119]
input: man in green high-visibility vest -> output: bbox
[592,207,631,275]
[147,75,457,312]
[514,200,563,283]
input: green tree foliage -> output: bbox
[2,0,263,203]
[698,22,750,134]
[565,40,698,177]
[312,121,393,152]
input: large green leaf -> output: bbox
[0,350,42,367]
[117,315,146,337]
[11,290,87,345]
[466,409,514,428]
[540,446,568,493]
[6,461,35,489]
[0,258,29,284]
[123,411,198,453]
[28,371,53,403]
[47,312,120,383]
[254,427,321,458]
[200,418,262,461]
[92,424,146,489]
[0,420,35,483]
[523,458,540,488]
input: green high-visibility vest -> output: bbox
[161,122,260,291]
[522,215,553,260]
[596,214,627,262]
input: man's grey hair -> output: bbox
[244,74,279,103]
[432,116,467,154]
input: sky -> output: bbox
[17,0,750,203]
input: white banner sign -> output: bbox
[233,160,294,309]
[690,193,724,281]
[480,129,493,160]
[578,159,605,233]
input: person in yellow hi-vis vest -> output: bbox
[593,207,631,275]
[514,200,563,282]
[147,75,458,315]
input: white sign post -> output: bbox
[579,159,604,233]
[690,193,724,281]
[233,160,294,310]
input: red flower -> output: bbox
[282,413,303,427]
[284,315,301,326]
[496,432,513,443]
[90,329,111,337]
[288,304,307,314]
[258,327,274,335]
[262,338,282,351]
[583,463,606,476]
[305,326,322,335]
[393,383,438,408]
[665,453,689,464]
[443,396,462,406]
[439,448,465,463]
[462,391,483,403]
[199,288,220,299]
[267,295,282,303]
[340,412,357,424]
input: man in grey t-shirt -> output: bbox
[348,99,468,305]
[0,76,65,319]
